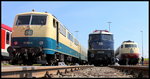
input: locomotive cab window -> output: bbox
[16,15,47,25]
[16,15,30,25]
[121,45,123,48]
[6,32,10,44]
[89,34,100,41]
[102,34,113,41]
[125,44,137,48]
[31,15,47,25]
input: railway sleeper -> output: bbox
[64,69,68,73]
[137,71,148,78]
[122,69,147,78]
[43,71,53,78]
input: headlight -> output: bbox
[91,54,94,57]
[7,46,15,53]
[14,41,18,45]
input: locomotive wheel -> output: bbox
[11,59,18,65]
[129,58,139,65]
[46,54,56,66]
[94,63,101,66]
[103,63,108,66]
[94,64,98,66]
[64,55,72,65]
[24,53,33,65]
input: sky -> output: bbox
[1,1,149,58]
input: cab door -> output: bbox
[56,21,59,47]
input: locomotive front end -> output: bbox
[115,40,140,65]
[7,12,50,65]
[88,30,115,66]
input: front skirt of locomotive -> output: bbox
[118,53,139,65]
[88,50,115,65]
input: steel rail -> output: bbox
[109,65,149,78]
[1,65,94,78]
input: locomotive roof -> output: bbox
[16,11,51,16]
[122,40,137,44]
[90,30,113,35]
[1,24,12,31]
[123,40,134,43]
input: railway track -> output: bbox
[109,65,149,78]
[57,66,133,78]
[1,65,93,78]
[57,65,149,78]
[1,65,149,78]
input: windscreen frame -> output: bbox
[15,14,47,26]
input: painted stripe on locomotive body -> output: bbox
[12,37,81,59]
[120,53,139,59]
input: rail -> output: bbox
[109,65,149,78]
[1,65,94,78]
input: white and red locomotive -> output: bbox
[115,40,140,65]
[1,24,12,61]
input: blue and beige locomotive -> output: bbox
[7,10,87,65]
[88,30,115,66]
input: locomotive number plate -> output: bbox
[25,29,33,36]
[97,51,104,53]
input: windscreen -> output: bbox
[16,15,47,25]
[125,44,137,48]
[31,15,46,25]
[16,15,30,25]
[89,34,113,41]
[89,34,114,50]
[101,34,113,41]
[89,34,100,41]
